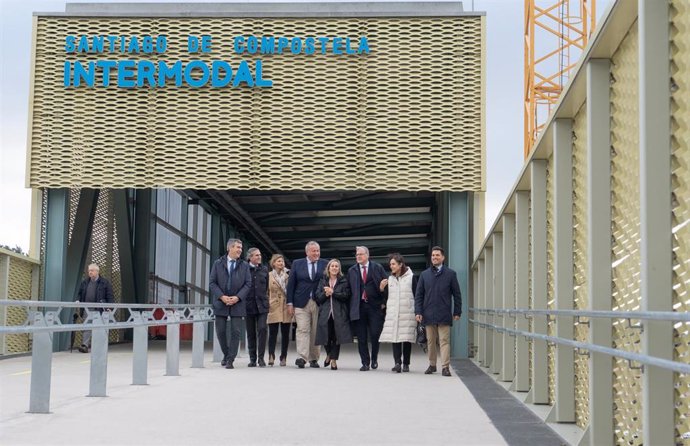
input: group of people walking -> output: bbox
[210,239,462,376]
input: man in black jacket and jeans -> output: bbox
[75,263,114,353]
[210,238,251,369]
[414,246,462,377]
[245,247,269,367]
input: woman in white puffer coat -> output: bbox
[378,253,418,373]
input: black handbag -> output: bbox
[416,322,428,352]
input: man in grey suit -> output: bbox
[210,238,252,369]
[414,246,462,377]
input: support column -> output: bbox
[586,58,613,445]
[491,232,503,375]
[529,160,549,404]
[639,1,673,443]
[553,118,575,422]
[477,259,486,366]
[484,247,493,369]
[502,214,516,382]
[515,191,530,392]
[43,188,69,351]
[133,189,155,305]
[448,192,470,358]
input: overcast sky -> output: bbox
[0,0,610,253]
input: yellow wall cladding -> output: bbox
[1,254,36,354]
[28,17,484,191]
[572,104,589,428]
[671,0,690,442]
[610,22,642,446]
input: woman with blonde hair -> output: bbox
[267,254,292,366]
[314,259,353,370]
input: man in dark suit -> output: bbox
[245,247,269,368]
[286,241,328,368]
[75,263,114,353]
[347,246,388,371]
[210,238,252,369]
[414,246,462,377]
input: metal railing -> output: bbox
[0,299,214,414]
[469,307,690,374]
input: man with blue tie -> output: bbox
[347,246,388,371]
[210,238,252,369]
[286,241,328,368]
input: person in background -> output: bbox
[245,247,269,367]
[75,263,114,353]
[414,246,462,377]
[267,254,292,366]
[314,259,353,370]
[378,253,417,373]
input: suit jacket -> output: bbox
[210,255,252,317]
[77,277,114,304]
[414,266,462,326]
[286,258,329,309]
[347,261,388,321]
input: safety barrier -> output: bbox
[0,300,213,414]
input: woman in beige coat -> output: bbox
[379,253,418,373]
[267,254,292,366]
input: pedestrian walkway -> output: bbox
[1,342,532,445]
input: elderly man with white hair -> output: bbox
[75,263,114,353]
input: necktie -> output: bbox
[228,260,236,292]
[310,262,316,280]
[361,265,368,302]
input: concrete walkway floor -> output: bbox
[1,342,508,445]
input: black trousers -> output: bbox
[325,316,341,360]
[392,342,412,365]
[246,313,268,362]
[215,315,244,362]
[268,322,291,359]
[355,301,385,366]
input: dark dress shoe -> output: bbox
[360,365,370,371]
[258,358,266,368]
[248,361,257,367]
[221,359,227,367]
[392,363,402,373]
[402,364,410,373]
[424,365,437,374]
[78,345,89,353]
[442,367,451,377]
[309,360,320,368]
[225,361,234,369]
[324,356,331,367]
[331,362,338,370]
[371,361,378,370]
[295,358,306,368]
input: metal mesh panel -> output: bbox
[671,0,690,441]
[546,155,555,405]
[6,257,34,353]
[610,24,642,446]
[29,17,483,192]
[38,189,48,301]
[572,104,590,428]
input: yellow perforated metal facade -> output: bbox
[572,104,589,429]
[28,16,484,192]
[610,23,642,446]
[1,254,37,354]
[671,0,690,442]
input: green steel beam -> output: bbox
[263,212,432,228]
[447,192,470,359]
[268,224,431,242]
[114,189,137,306]
[133,190,156,306]
[251,197,433,216]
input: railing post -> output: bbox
[212,320,223,363]
[502,214,516,382]
[515,191,530,392]
[639,1,674,443]
[165,310,180,376]
[191,309,205,368]
[28,311,58,413]
[586,58,613,445]
[88,310,110,397]
[529,160,549,404]
[131,310,149,385]
[484,247,494,370]
[553,118,575,422]
[491,232,503,375]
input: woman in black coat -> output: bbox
[314,258,353,370]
